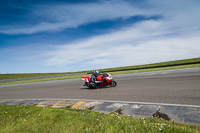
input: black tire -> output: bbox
[88,83,97,89]
[89,86,94,89]
[110,80,117,87]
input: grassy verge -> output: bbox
[1,64,200,85]
[87,57,200,73]
[1,57,200,85]
[0,105,199,133]
[1,58,200,80]
[0,71,87,80]
[109,63,200,75]
[0,74,90,85]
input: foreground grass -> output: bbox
[0,105,199,133]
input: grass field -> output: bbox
[0,105,199,133]
[0,58,200,85]
[109,63,200,75]
[0,74,90,85]
[87,57,200,73]
[1,63,200,85]
[0,71,87,80]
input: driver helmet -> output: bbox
[94,70,100,76]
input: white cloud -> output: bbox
[1,0,200,72]
[1,0,199,35]
[0,0,153,34]
[45,18,200,70]
[2,0,199,35]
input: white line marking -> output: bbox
[1,99,200,108]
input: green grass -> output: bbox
[88,57,200,73]
[0,64,200,85]
[109,63,200,75]
[0,105,199,133]
[0,58,200,85]
[1,57,200,80]
[0,71,87,80]
[0,74,90,85]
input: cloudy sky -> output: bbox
[0,0,200,73]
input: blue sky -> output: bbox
[0,0,200,73]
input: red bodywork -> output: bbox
[81,73,113,87]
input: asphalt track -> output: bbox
[0,68,200,106]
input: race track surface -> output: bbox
[0,68,200,105]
